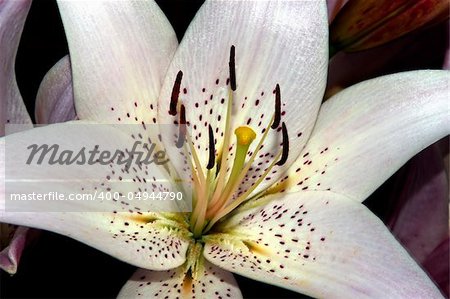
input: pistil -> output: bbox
[206,126,257,218]
[225,126,256,190]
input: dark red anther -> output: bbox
[206,125,216,169]
[276,122,289,166]
[169,70,183,116]
[271,84,281,129]
[176,104,187,148]
[229,45,237,91]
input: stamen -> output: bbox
[271,84,281,129]
[189,46,293,235]
[207,121,288,224]
[209,83,235,202]
[207,115,273,216]
[176,104,187,148]
[275,122,289,166]
[185,126,206,186]
[206,126,256,218]
[206,125,215,169]
[169,70,183,116]
[204,151,282,232]
[229,45,236,91]
[210,46,238,200]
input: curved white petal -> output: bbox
[204,191,443,298]
[118,261,242,299]
[56,0,177,130]
[35,55,77,124]
[0,123,191,270]
[268,70,449,201]
[157,0,328,192]
[0,0,32,136]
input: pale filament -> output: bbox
[169,46,289,238]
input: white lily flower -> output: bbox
[1,0,448,298]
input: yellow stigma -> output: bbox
[235,126,256,146]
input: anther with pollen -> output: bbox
[229,45,237,91]
[276,122,289,166]
[176,104,187,148]
[206,125,216,170]
[271,84,281,129]
[169,70,183,116]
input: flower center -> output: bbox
[168,46,289,238]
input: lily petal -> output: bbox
[388,144,448,263]
[158,0,328,191]
[56,0,177,129]
[269,70,449,201]
[0,124,190,270]
[0,225,28,274]
[444,43,450,70]
[423,237,450,297]
[330,0,449,52]
[204,191,442,298]
[118,261,242,299]
[35,55,77,124]
[327,0,349,23]
[1,0,32,135]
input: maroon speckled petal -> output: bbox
[118,262,241,299]
[204,191,442,298]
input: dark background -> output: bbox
[1,0,448,298]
